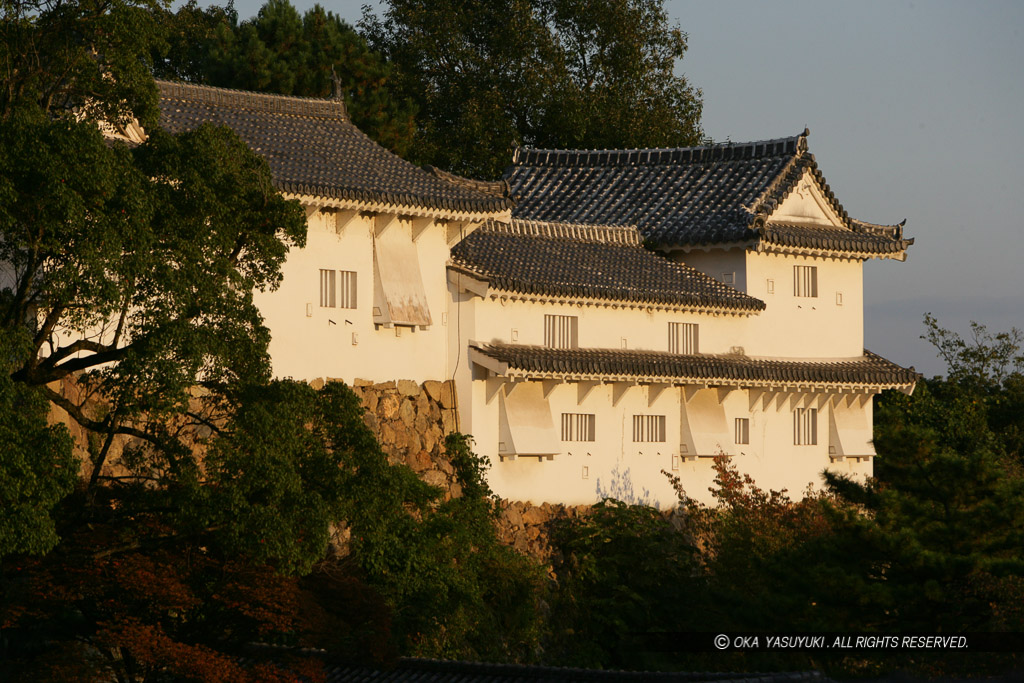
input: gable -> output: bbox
[768,168,845,228]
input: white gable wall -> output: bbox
[745,251,864,358]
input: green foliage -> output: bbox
[157,0,417,155]
[0,329,75,558]
[0,0,164,127]
[362,0,703,179]
[351,433,544,662]
[546,499,697,669]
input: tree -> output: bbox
[546,499,699,670]
[361,0,703,179]
[156,0,417,156]
[0,329,76,559]
[349,434,545,662]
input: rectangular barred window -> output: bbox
[632,414,667,443]
[793,265,818,297]
[339,270,357,309]
[668,322,699,354]
[793,407,818,445]
[561,413,596,442]
[735,418,750,445]
[544,314,579,349]
[319,269,336,308]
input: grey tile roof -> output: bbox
[505,130,911,255]
[450,219,765,313]
[760,223,912,256]
[471,343,919,389]
[156,81,513,215]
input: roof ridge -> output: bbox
[424,165,510,199]
[156,79,348,121]
[511,129,809,168]
[482,218,642,246]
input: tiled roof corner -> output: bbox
[423,164,511,199]
[156,80,513,216]
[451,219,765,313]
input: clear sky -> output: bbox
[228,0,1024,377]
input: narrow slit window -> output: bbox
[319,269,336,308]
[339,270,357,309]
[632,414,666,442]
[793,407,818,445]
[793,265,818,297]
[668,322,699,354]
[544,314,578,349]
[561,413,596,442]
[735,418,750,445]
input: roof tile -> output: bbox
[472,343,919,388]
[451,220,765,312]
[506,131,909,255]
[157,81,512,215]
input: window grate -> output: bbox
[319,269,336,307]
[793,265,818,297]
[561,413,596,442]
[793,407,818,445]
[544,315,579,349]
[632,414,666,442]
[668,322,699,354]
[339,270,357,309]
[735,418,750,445]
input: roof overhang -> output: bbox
[284,192,512,224]
[470,345,918,395]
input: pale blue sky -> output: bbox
[227,0,1024,376]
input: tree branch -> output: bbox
[39,384,161,447]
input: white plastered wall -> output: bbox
[255,209,456,384]
[745,251,864,358]
[676,249,865,359]
[467,376,873,508]
[466,295,751,355]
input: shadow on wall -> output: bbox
[595,464,657,508]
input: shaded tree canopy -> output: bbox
[156,0,418,156]
[361,0,704,178]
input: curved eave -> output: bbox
[283,192,512,222]
[470,345,919,394]
[448,265,764,316]
[754,239,912,262]
[474,357,915,394]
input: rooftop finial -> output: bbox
[331,67,343,101]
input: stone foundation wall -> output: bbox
[341,377,464,498]
[338,377,596,562]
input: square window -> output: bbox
[632,415,666,442]
[668,322,699,354]
[722,272,736,285]
[561,413,596,442]
[544,314,578,348]
[794,265,818,297]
